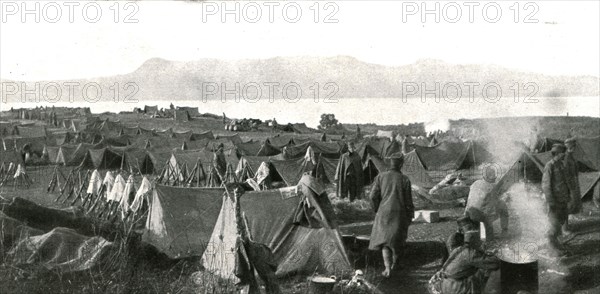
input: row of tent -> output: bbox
[144,178,352,278]
[4,107,91,121]
[45,165,352,278]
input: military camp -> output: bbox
[0,104,598,294]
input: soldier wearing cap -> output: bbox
[368,152,414,278]
[542,143,570,252]
[440,229,500,294]
[563,138,581,234]
[464,166,509,241]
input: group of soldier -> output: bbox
[332,137,585,293]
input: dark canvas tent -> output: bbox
[235,156,285,184]
[189,131,215,141]
[282,141,344,159]
[42,146,61,164]
[572,136,600,171]
[110,146,156,175]
[363,151,436,189]
[205,138,236,152]
[174,110,190,122]
[78,148,127,170]
[266,136,294,149]
[492,152,600,201]
[176,107,200,117]
[144,105,158,114]
[290,123,314,134]
[15,125,47,138]
[202,186,351,278]
[413,140,492,171]
[270,156,338,186]
[357,137,391,162]
[234,140,262,157]
[143,186,224,259]
[216,134,243,145]
[3,136,48,154]
[256,141,282,157]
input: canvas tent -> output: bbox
[413,140,492,171]
[176,106,200,117]
[78,148,127,170]
[144,105,158,114]
[189,131,215,141]
[142,186,225,259]
[492,151,600,201]
[110,146,156,175]
[363,151,436,189]
[281,141,344,159]
[235,156,285,185]
[216,134,243,145]
[266,136,294,149]
[270,156,338,186]
[235,140,262,157]
[173,110,191,122]
[202,183,351,279]
[256,141,282,157]
[357,137,391,162]
[290,123,314,134]
[572,136,600,171]
[14,125,47,138]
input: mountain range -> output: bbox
[2,56,598,103]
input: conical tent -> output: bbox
[363,151,436,189]
[202,181,351,279]
[142,186,225,259]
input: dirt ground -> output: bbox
[338,200,600,294]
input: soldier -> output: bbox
[368,153,414,277]
[542,144,570,252]
[335,142,364,201]
[563,138,581,235]
[464,166,509,241]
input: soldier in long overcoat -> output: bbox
[368,152,414,277]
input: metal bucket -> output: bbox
[308,276,336,294]
[498,256,538,294]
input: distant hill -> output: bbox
[1,56,598,103]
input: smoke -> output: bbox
[505,182,549,240]
[424,119,450,134]
[497,182,553,263]
[479,117,543,165]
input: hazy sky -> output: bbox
[1,1,599,81]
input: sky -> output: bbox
[1,1,599,81]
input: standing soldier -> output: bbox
[368,153,414,278]
[213,143,227,184]
[335,142,364,202]
[563,138,581,234]
[542,144,570,252]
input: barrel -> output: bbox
[499,259,538,293]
